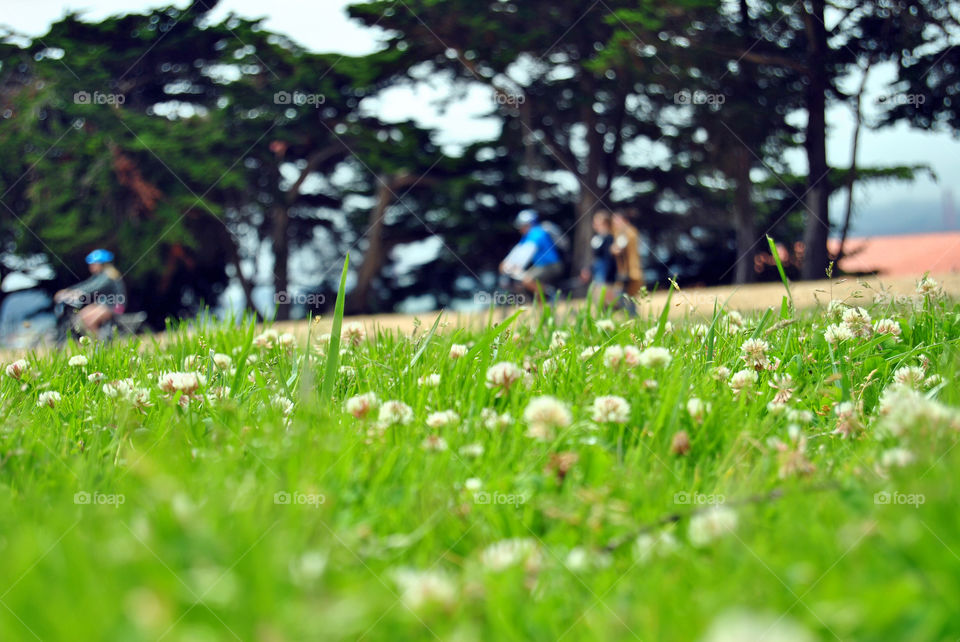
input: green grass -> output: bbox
[1,283,959,641]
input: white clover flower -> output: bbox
[345,392,378,419]
[876,385,958,437]
[768,374,794,405]
[691,323,709,339]
[392,568,457,611]
[702,610,815,642]
[485,362,523,393]
[68,355,88,368]
[726,310,745,329]
[623,345,642,367]
[638,346,672,369]
[874,290,893,305]
[686,398,710,423]
[541,357,556,374]
[183,355,199,369]
[87,371,105,383]
[893,366,926,388]
[421,435,448,451]
[157,372,205,395]
[212,353,232,370]
[785,407,814,424]
[827,299,847,317]
[271,395,294,417]
[37,391,61,408]
[579,346,601,361]
[881,448,916,468]
[595,318,616,333]
[643,327,658,344]
[5,359,28,379]
[103,378,135,398]
[602,345,625,369]
[315,333,332,348]
[916,275,944,298]
[278,332,296,348]
[418,373,441,387]
[728,369,758,394]
[824,323,854,345]
[464,477,483,492]
[252,329,279,349]
[591,395,631,424]
[459,443,485,458]
[634,530,679,563]
[480,538,541,572]
[523,395,572,440]
[550,330,570,350]
[873,318,901,340]
[713,366,731,380]
[481,408,513,431]
[341,322,366,346]
[565,547,612,572]
[339,365,356,378]
[426,409,459,428]
[378,400,413,426]
[841,307,873,338]
[448,344,469,359]
[740,338,770,371]
[688,506,738,547]
[925,374,944,388]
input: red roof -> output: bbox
[827,232,960,276]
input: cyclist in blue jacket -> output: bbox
[499,209,564,297]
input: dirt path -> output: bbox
[282,272,960,339]
[3,272,956,358]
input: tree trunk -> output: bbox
[732,146,756,284]
[835,63,870,265]
[347,176,391,314]
[800,0,831,281]
[572,99,605,278]
[573,185,600,278]
[271,203,290,320]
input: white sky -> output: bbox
[4,0,958,220]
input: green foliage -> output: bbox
[0,289,958,639]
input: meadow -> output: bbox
[0,274,958,641]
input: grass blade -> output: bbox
[320,254,350,402]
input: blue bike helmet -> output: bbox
[85,249,115,265]
[514,209,539,228]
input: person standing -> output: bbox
[580,211,617,303]
[611,211,644,310]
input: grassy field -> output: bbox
[1,275,959,641]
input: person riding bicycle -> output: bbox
[54,249,126,335]
[499,209,564,298]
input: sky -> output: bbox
[3,0,959,234]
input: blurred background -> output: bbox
[1,0,958,341]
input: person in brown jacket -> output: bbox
[611,211,644,302]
